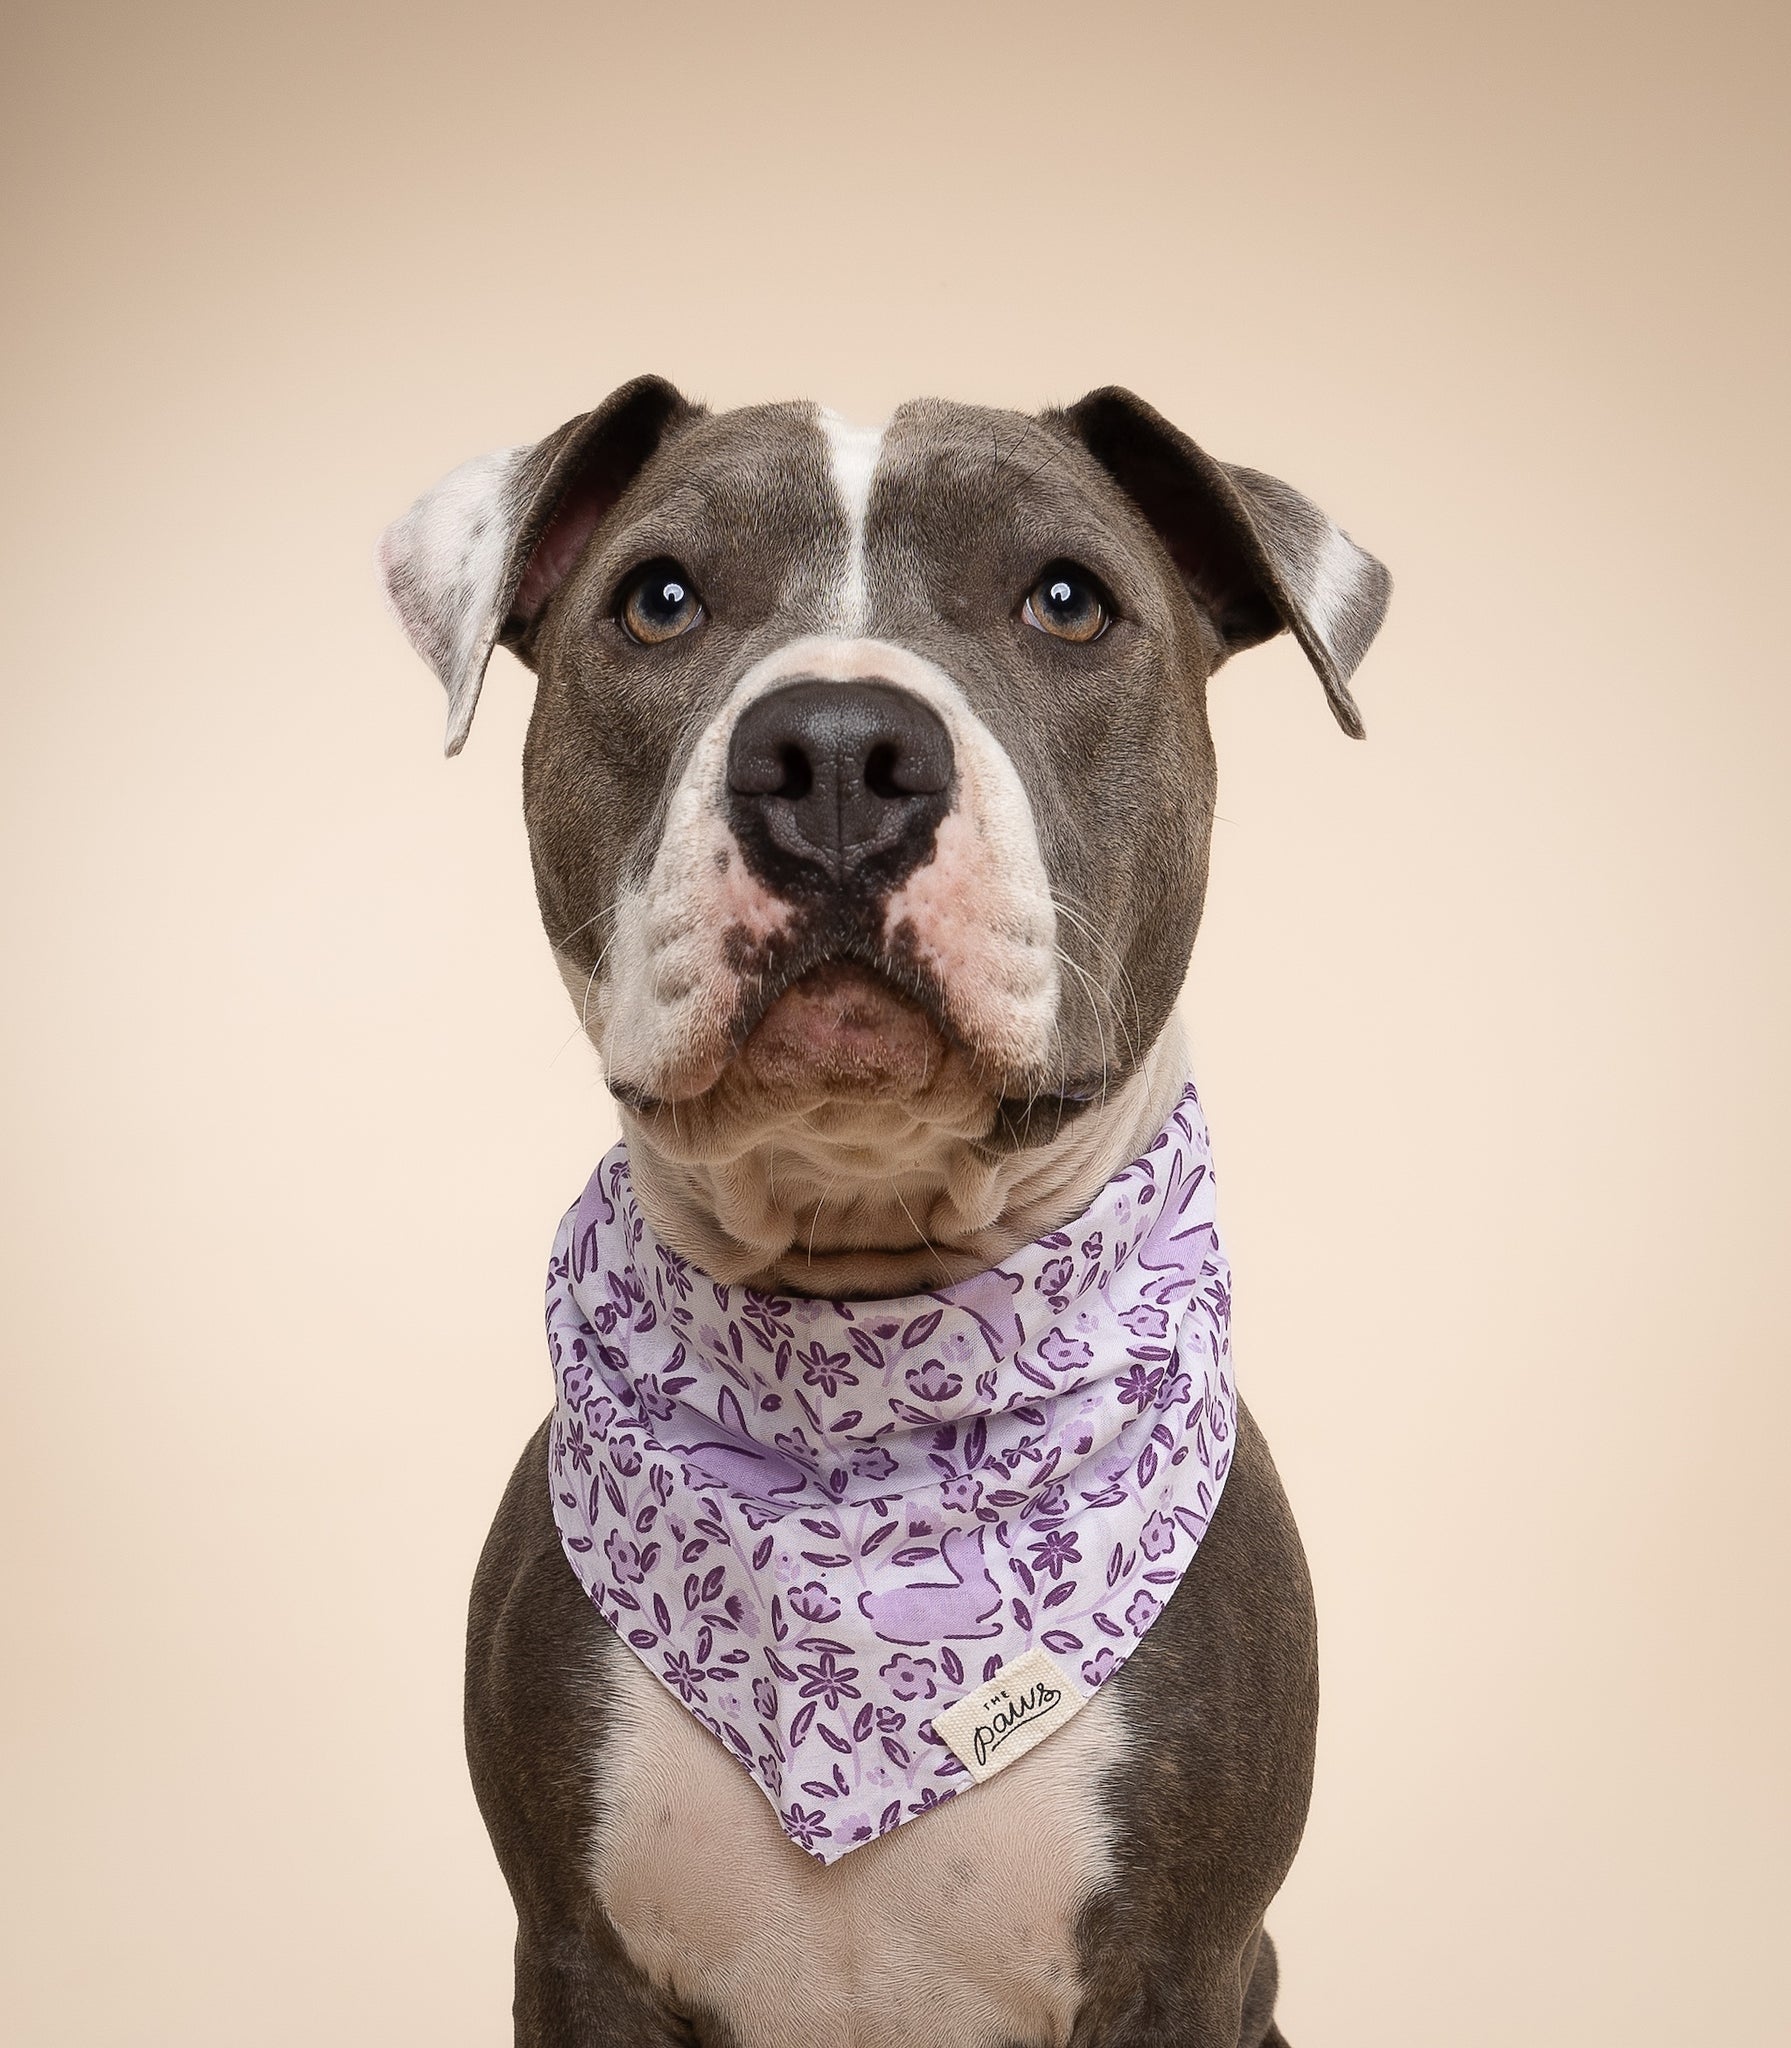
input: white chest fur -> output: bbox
[589,1642,1128,2048]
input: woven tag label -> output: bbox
[932,1648,1085,1784]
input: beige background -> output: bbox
[3,1,1786,2041]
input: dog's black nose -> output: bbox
[726,680,954,897]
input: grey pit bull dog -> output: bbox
[380,379,1389,2048]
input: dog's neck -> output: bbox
[619,1020,1191,1299]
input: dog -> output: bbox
[379,378,1389,2047]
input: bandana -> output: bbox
[545,1083,1236,1864]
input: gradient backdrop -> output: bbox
[3,3,1786,2042]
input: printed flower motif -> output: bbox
[850,1444,898,1482]
[662,1649,709,1704]
[799,1342,858,1397]
[609,1435,642,1476]
[583,1395,617,1439]
[1038,1255,1074,1297]
[1114,1362,1166,1411]
[1026,1481,1069,1525]
[1037,1328,1093,1376]
[1119,1302,1169,1340]
[604,1530,646,1584]
[905,1361,962,1404]
[1153,1369,1193,1412]
[1139,1510,1178,1561]
[938,1475,982,1514]
[655,1243,694,1299]
[773,1427,818,1466]
[564,1420,593,1476]
[635,1374,676,1421]
[1124,1589,1160,1636]
[796,1650,861,1711]
[1082,1647,1119,1688]
[835,1809,879,1848]
[1029,1527,1082,1579]
[880,1653,939,1702]
[788,1581,841,1623]
[781,1803,831,1852]
[874,1705,906,1733]
[753,1676,779,1721]
[938,1331,976,1366]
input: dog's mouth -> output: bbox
[737,961,945,1095]
[608,933,1109,1145]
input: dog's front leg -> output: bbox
[511,1935,694,2048]
[1069,1929,1287,2048]
[469,1426,696,2047]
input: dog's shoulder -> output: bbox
[464,1420,615,1925]
[1075,1401,1319,2026]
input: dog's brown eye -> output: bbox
[618,559,704,645]
[1022,563,1109,644]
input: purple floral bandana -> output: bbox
[545,1083,1236,1864]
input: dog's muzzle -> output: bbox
[725,679,953,901]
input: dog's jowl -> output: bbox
[381,382,1389,2048]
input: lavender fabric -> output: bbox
[545,1083,1237,1863]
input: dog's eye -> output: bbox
[1022,563,1109,644]
[618,560,704,645]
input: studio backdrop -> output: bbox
[2,3,1785,2043]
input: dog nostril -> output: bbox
[863,742,901,801]
[775,742,815,801]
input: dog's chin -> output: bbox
[736,962,949,1099]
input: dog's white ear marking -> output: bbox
[819,411,886,634]
[378,448,530,756]
[1221,465,1390,739]
[377,377,696,755]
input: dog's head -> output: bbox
[381,380,1387,1290]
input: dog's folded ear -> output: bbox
[378,375,698,754]
[1059,387,1390,737]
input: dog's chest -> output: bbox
[590,1641,1128,2048]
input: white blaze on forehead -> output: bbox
[818,411,886,634]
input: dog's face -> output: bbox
[382,381,1387,1284]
